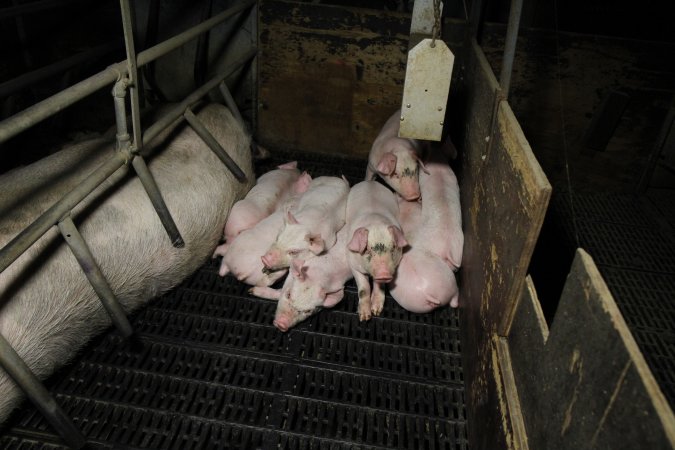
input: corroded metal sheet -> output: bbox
[399,39,454,141]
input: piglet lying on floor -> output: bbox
[251,226,353,331]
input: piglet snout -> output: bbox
[273,317,290,332]
[261,254,274,269]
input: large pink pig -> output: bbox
[417,153,463,271]
[251,226,352,331]
[346,181,408,321]
[366,109,429,201]
[261,176,349,270]
[215,208,289,286]
[389,199,459,311]
[223,162,311,242]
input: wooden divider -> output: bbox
[509,251,675,449]
[457,39,551,450]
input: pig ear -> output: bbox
[277,161,298,170]
[291,259,307,280]
[348,227,369,254]
[323,288,344,308]
[306,233,325,255]
[412,151,430,174]
[286,210,300,225]
[376,152,397,176]
[341,174,350,187]
[388,225,409,249]
[294,172,312,194]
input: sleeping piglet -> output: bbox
[366,109,429,201]
[345,181,408,321]
[222,161,311,243]
[251,226,352,331]
[261,176,349,270]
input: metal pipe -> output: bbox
[112,78,132,150]
[0,48,255,275]
[0,0,255,145]
[184,107,247,182]
[499,0,523,99]
[0,333,86,449]
[141,47,257,147]
[218,81,244,125]
[58,216,134,338]
[0,43,119,99]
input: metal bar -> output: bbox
[499,0,523,99]
[0,152,129,275]
[218,80,244,125]
[58,216,134,338]
[131,156,185,247]
[119,0,142,151]
[637,103,675,193]
[141,47,257,147]
[0,333,86,449]
[184,107,247,182]
[0,0,82,19]
[0,43,119,99]
[468,0,484,40]
[0,0,255,145]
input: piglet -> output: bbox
[251,226,352,331]
[417,153,463,271]
[216,208,289,287]
[223,161,311,242]
[389,199,459,311]
[346,181,408,321]
[366,109,429,201]
[261,176,349,270]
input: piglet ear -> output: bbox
[291,259,307,280]
[323,288,344,308]
[286,210,300,225]
[388,225,409,249]
[307,233,325,255]
[294,171,312,194]
[277,161,298,169]
[412,151,430,174]
[376,152,397,176]
[348,227,369,254]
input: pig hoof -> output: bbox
[371,303,383,316]
[359,311,372,322]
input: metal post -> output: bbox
[0,333,86,449]
[499,0,523,99]
[184,107,247,182]
[0,0,256,145]
[58,216,134,338]
[218,81,244,125]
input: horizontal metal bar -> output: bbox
[141,47,257,147]
[0,151,130,275]
[0,333,86,449]
[0,42,120,99]
[0,0,83,19]
[184,107,247,182]
[58,216,134,338]
[0,0,255,145]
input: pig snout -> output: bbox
[373,270,393,283]
[273,316,290,332]
[261,249,281,269]
[399,178,421,201]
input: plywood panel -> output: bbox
[509,251,675,449]
[458,41,551,450]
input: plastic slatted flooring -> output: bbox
[551,190,675,408]
[0,150,468,449]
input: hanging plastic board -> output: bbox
[399,38,454,141]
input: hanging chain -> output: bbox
[431,0,442,48]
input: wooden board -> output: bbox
[509,252,675,449]
[457,39,551,450]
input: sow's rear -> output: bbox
[0,103,254,422]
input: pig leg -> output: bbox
[371,281,386,316]
[353,271,372,321]
[218,259,231,277]
[259,268,289,287]
[213,242,229,258]
[249,286,281,300]
[365,165,376,181]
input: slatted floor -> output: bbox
[0,150,469,449]
[543,189,675,409]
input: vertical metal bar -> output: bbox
[0,333,86,449]
[637,104,675,193]
[469,0,484,41]
[218,80,244,125]
[499,0,523,99]
[58,216,134,338]
[184,107,247,182]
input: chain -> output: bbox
[431,0,441,48]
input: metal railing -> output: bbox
[0,0,256,447]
